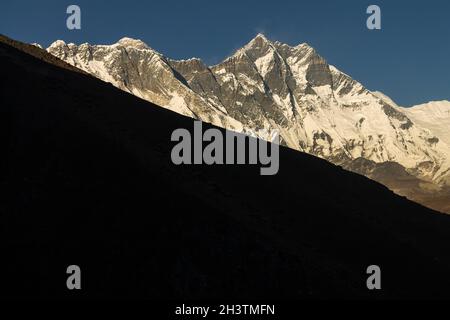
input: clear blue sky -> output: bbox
[1,0,449,106]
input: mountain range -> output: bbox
[45,34,450,213]
[3,34,450,299]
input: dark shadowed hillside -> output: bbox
[2,36,450,300]
[0,34,88,75]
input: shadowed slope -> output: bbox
[0,34,88,75]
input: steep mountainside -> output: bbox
[3,35,450,299]
[46,34,450,213]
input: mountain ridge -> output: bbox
[42,33,450,212]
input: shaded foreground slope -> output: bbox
[2,38,450,299]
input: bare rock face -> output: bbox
[47,34,450,212]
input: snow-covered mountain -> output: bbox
[404,101,450,146]
[373,93,450,147]
[46,34,450,208]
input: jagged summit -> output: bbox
[250,33,311,49]
[252,33,271,44]
[49,39,66,48]
[242,33,274,51]
[255,32,268,39]
[116,37,150,50]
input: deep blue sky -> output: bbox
[1,0,449,106]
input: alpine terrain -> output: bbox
[46,34,450,213]
[4,34,450,299]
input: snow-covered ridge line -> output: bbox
[46,33,315,68]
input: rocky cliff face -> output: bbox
[47,34,450,211]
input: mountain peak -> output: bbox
[48,40,67,49]
[254,33,269,41]
[248,33,272,46]
[229,33,274,60]
[116,37,150,50]
[295,42,313,50]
